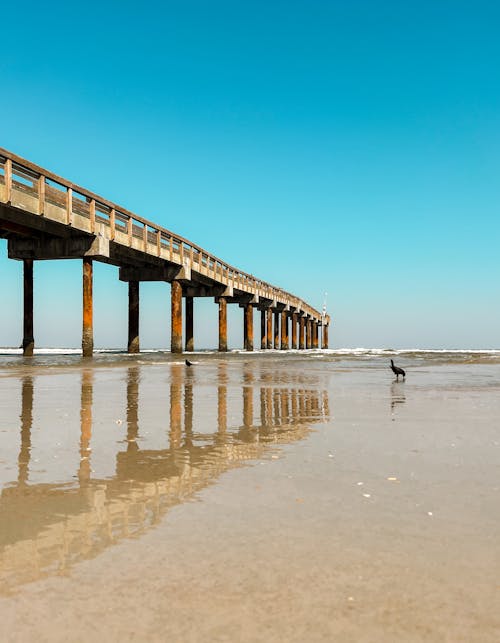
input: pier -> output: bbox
[0,148,330,355]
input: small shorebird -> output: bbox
[390,359,405,381]
[185,359,193,367]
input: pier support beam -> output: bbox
[322,324,329,349]
[244,303,253,351]
[128,281,140,353]
[313,322,319,349]
[171,280,183,354]
[260,310,267,350]
[273,311,280,349]
[291,313,298,349]
[82,258,93,357]
[185,296,194,352]
[267,309,272,349]
[299,316,305,349]
[306,319,312,349]
[22,259,34,356]
[218,298,227,352]
[280,311,289,350]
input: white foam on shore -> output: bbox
[0,347,498,356]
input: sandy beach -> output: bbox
[0,350,499,642]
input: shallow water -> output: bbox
[0,351,499,641]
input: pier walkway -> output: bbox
[0,148,329,355]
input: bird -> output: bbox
[390,359,405,381]
[185,359,193,367]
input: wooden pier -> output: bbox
[0,148,330,354]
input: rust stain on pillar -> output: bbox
[185,296,194,352]
[280,310,289,350]
[299,316,305,349]
[313,322,319,349]
[171,280,183,353]
[82,258,93,357]
[323,324,329,349]
[244,304,254,351]
[260,310,267,349]
[306,319,312,349]
[291,313,298,349]
[218,298,227,352]
[266,309,272,349]
[273,311,280,349]
[128,281,140,353]
[23,259,34,356]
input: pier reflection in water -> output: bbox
[0,362,329,592]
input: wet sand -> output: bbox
[0,351,499,641]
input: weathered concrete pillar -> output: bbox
[322,324,329,349]
[273,311,280,349]
[218,298,227,352]
[299,316,305,349]
[306,319,312,349]
[313,322,319,349]
[82,258,93,357]
[266,309,272,349]
[244,303,253,351]
[185,296,194,352]
[171,280,183,354]
[260,310,267,349]
[23,259,34,356]
[128,281,140,353]
[280,310,289,350]
[291,313,298,349]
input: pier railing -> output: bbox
[0,148,322,319]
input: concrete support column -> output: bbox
[82,258,93,357]
[313,322,319,349]
[218,298,227,352]
[185,296,194,352]
[322,324,329,349]
[299,316,305,349]
[128,281,140,353]
[306,319,312,349]
[23,259,34,356]
[273,311,280,349]
[266,309,272,349]
[244,304,253,351]
[291,313,298,349]
[280,310,289,350]
[260,310,267,349]
[171,280,183,354]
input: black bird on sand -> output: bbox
[185,359,193,367]
[390,359,405,381]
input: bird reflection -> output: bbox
[390,382,406,419]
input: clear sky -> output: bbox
[1,0,499,349]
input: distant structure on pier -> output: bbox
[0,148,330,355]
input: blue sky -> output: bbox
[1,0,499,348]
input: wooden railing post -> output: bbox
[127,217,133,246]
[89,199,96,233]
[66,187,72,225]
[38,175,45,215]
[5,158,12,203]
[110,207,115,240]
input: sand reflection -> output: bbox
[0,362,328,592]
